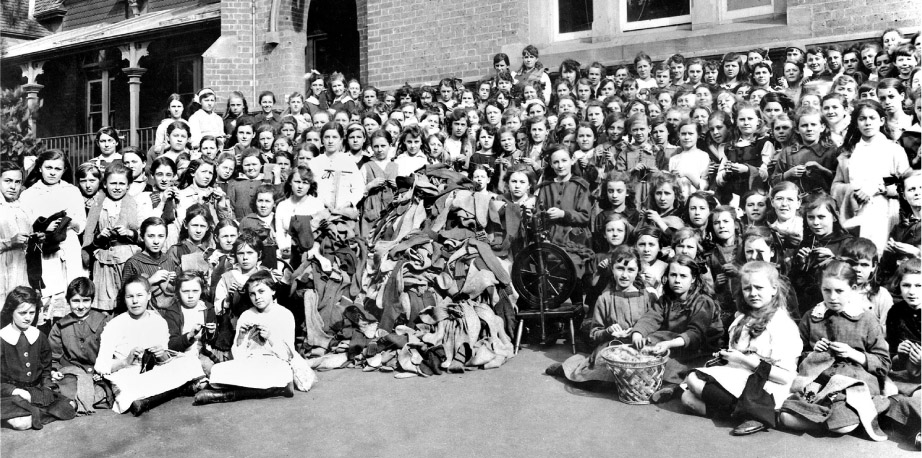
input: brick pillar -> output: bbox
[204,0,307,111]
[256,0,307,104]
[356,0,368,84]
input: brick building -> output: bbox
[0,0,918,160]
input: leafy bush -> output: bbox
[1,87,43,158]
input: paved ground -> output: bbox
[2,344,917,458]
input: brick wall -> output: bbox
[365,0,527,89]
[791,0,920,36]
[362,0,916,90]
[204,0,306,110]
[257,0,306,104]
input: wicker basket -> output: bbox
[598,344,670,405]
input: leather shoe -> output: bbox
[545,363,565,377]
[731,420,768,436]
[129,399,150,417]
[193,389,237,406]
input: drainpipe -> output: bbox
[252,0,257,105]
[266,0,280,45]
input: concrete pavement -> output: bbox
[2,345,917,458]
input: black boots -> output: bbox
[192,388,238,406]
[193,384,295,406]
[128,387,182,417]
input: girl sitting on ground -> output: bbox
[163,271,217,377]
[193,271,296,405]
[49,278,110,414]
[548,246,656,383]
[630,254,724,402]
[882,258,922,447]
[94,276,205,416]
[1,286,76,429]
[682,261,802,436]
[779,261,891,440]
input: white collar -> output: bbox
[811,299,865,320]
[0,324,39,346]
[182,300,208,312]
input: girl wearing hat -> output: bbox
[188,88,225,149]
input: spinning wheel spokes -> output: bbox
[511,242,578,310]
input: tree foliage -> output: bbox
[0,87,43,158]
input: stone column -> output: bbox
[118,42,149,147]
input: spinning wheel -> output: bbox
[509,206,581,354]
[511,242,577,310]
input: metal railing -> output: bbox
[38,126,156,165]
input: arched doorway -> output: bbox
[305,0,360,83]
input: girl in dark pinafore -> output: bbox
[1,286,75,429]
[716,102,773,205]
[536,143,594,307]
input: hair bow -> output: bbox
[693,260,709,275]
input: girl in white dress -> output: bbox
[682,261,802,435]
[832,99,910,255]
[0,161,30,302]
[20,150,88,324]
[194,270,295,405]
[94,276,205,415]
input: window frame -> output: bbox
[551,0,593,42]
[619,0,691,32]
[172,55,203,103]
[721,0,775,21]
[85,71,113,132]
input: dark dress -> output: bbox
[48,311,110,412]
[883,300,922,426]
[879,213,921,283]
[706,243,739,330]
[717,137,770,204]
[535,176,594,279]
[781,304,891,431]
[772,141,839,193]
[161,301,217,354]
[122,250,169,308]
[158,240,210,309]
[227,177,268,220]
[48,311,108,372]
[790,229,853,315]
[1,326,75,425]
[630,294,725,384]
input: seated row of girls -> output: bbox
[683,257,920,441]
[45,251,291,420]
[92,275,206,416]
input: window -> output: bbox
[173,57,202,104]
[86,71,113,132]
[621,0,691,31]
[554,0,593,40]
[723,0,774,20]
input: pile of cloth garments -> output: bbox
[288,165,518,377]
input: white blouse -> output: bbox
[94,311,169,375]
